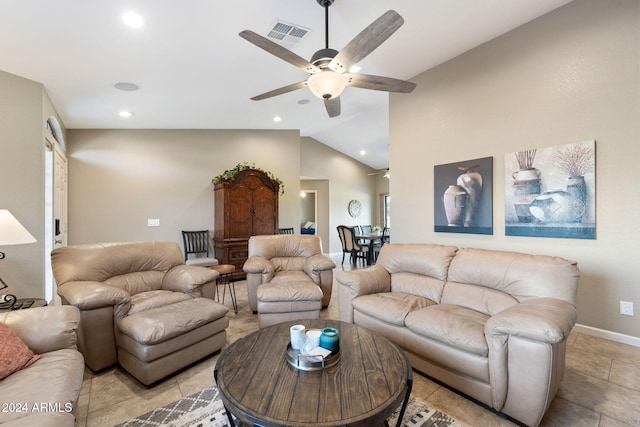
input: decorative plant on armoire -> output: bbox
[212,162,284,195]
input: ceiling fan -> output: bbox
[239,0,417,118]
[368,169,390,178]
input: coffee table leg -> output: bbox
[394,371,413,427]
[214,367,237,426]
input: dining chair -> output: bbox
[181,230,219,267]
[337,225,369,265]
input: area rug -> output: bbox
[116,386,462,427]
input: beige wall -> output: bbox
[390,0,639,338]
[375,173,390,229]
[300,137,376,253]
[66,129,302,246]
[0,70,65,299]
[65,131,376,256]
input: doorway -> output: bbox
[300,191,317,234]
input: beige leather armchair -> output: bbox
[52,241,229,386]
[243,235,335,326]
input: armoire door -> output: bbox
[253,183,278,235]
[227,182,253,237]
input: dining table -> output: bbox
[355,232,383,265]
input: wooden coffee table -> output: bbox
[214,319,412,427]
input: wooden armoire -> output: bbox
[213,168,279,279]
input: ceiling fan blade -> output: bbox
[240,30,321,74]
[328,10,404,73]
[250,81,308,101]
[324,96,341,118]
[347,73,416,93]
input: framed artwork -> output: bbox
[434,156,493,235]
[505,140,595,239]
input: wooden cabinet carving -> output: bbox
[213,168,279,278]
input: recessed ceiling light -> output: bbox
[297,99,310,105]
[360,150,366,155]
[119,111,134,118]
[122,12,144,28]
[273,116,282,122]
[114,82,140,91]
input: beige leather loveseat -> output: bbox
[336,243,579,427]
[52,241,229,385]
[0,306,84,426]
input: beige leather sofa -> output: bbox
[0,306,84,427]
[336,243,579,427]
[244,234,335,311]
[52,241,229,386]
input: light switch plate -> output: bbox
[147,218,160,227]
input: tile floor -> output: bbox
[74,261,640,427]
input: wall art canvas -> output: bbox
[434,156,493,235]
[505,140,595,239]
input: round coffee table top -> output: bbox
[214,319,411,427]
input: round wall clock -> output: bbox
[348,200,362,218]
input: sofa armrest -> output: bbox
[244,257,275,312]
[484,297,577,417]
[303,254,336,284]
[243,256,275,276]
[336,266,391,323]
[0,305,80,353]
[485,297,577,344]
[304,254,336,275]
[57,281,130,310]
[162,265,219,297]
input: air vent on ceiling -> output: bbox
[266,20,311,49]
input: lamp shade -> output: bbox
[0,210,37,246]
[307,70,348,100]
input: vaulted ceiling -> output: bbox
[0,0,573,169]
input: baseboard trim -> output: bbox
[574,323,640,347]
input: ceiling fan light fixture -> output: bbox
[307,70,347,100]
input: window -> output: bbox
[383,194,390,228]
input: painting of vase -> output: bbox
[434,157,493,235]
[504,140,595,239]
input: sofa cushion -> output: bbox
[0,323,41,380]
[447,248,579,304]
[271,257,305,272]
[248,234,322,259]
[377,243,457,280]
[117,298,228,345]
[270,270,314,284]
[441,281,518,316]
[128,290,192,315]
[0,349,84,424]
[106,271,165,295]
[353,293,436,326]
[390,272,446,304]
[405,305,490,356]
[257,282,323,302]
[51,241,184,285]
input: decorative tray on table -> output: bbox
[285,343,340,371]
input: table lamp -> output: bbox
[0,209,37,309]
